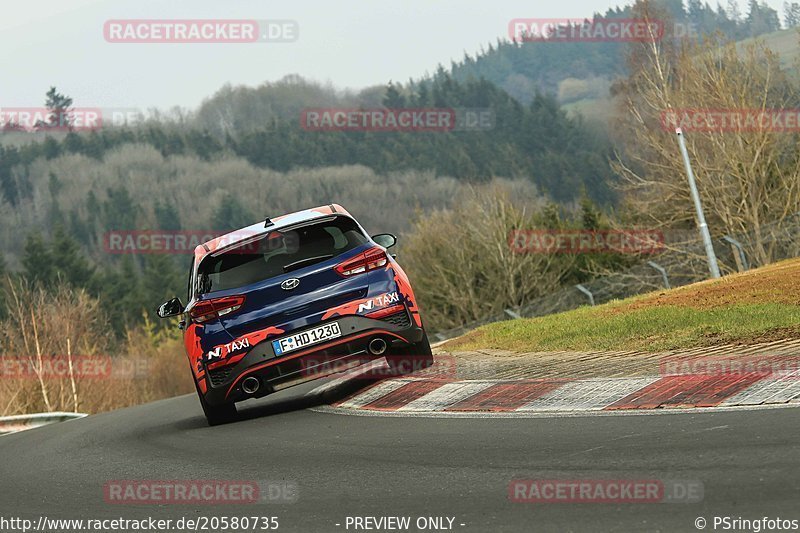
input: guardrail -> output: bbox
[0,412,88,435]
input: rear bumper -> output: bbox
[200,312,424,406]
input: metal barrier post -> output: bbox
[575,284,595,306]
[721,235,749,271]
[647,261,671,289]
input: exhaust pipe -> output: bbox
[368,337,388,356]
[242,376,260,394]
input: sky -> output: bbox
[1,0,787,110]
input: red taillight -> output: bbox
[334,247,388,277]
[189,295,245,324]
[366,304,406,319]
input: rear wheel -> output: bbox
[386,332,434,376]
[195,380,237,426]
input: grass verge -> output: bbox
[446,258,800,353]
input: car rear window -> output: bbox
[196,216,368,293]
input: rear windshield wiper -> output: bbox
[283,254,334,273]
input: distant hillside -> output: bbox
[443,0,787,107]
[559,26,800,126]
[191,75,619,204]
[736,27,800,72]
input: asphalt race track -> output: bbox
[2,381,800,533]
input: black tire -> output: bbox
[194,380,237,426]
[386,332,434,376]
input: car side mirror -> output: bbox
[372,233,397,249]
[157,297,185,319]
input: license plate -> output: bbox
[272,322,342,355]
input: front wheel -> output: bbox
[386,332,434,376]
[195,380,237,426]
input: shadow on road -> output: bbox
[176,373,383,428]
[180,355,447,428]
[237,375,381,422]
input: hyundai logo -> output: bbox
[281,278,300,290]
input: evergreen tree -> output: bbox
[96,255,142,334]
[185,129,222,160]
[0,253,6,320]
[51,226,94,288]
[212,193,254,231]
[0,146,20,206]
[784,1,800,26]
[22,232,55,287]
[69,210,92,246]
[63,131,86,154]
[687,0,705,23]
[42,136,60,160]
[728,0,743,21]
[47,173,65,226]
[745,0,781,35]
[154,199,181,230]
[37,87,73,130]
[142,254,182,307]
[83,131,105,159]
[86,190,100,234]
[580,195,602,230]
[103,185,139,230]
[415,83,430,106]
[383,82,406,109]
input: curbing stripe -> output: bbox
[517,378,659,412]
[334,379,409,409]
[605,377,684,410]
[721,371,800,406]
[363,380,448,411]
[397,381,495,412]
[672,374,760,407]
[608,374,765,410]
[316,372,797,414]
[447,380,569,412]
[683,373,766,407]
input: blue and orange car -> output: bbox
[157,204,432,425]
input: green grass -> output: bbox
[446,303,800,353]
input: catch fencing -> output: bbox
[434,214,800,341]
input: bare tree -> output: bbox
[613,4,800,266]
[401,187,574,330]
